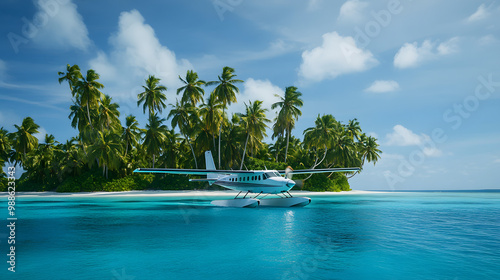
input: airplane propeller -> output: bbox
[285,166,304,189]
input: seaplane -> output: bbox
[133,151,360,208]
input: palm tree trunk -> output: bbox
[285,127,290,163]
[212,134,216,154]
[315,145,328,167]
[275,140,280,162]
[240,134,249,170]
[86,101,94,130]
[218,116,222,169]
[186,134,198,169]
[304,147,328,181]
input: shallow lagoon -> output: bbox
[2,191,499,279]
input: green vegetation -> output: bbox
[0,64,382,192]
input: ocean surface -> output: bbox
[1,191,500,280]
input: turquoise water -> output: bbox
[1,191,500,279]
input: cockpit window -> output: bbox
[265,172,278,178]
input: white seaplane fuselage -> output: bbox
[133,151,360,207]
[206,170,296,194]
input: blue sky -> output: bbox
[1,0,499,190]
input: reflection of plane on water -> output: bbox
[134,151,360,208]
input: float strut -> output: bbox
[234,191,242,199]
[243,191,250,199]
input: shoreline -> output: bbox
[1,190,389,197]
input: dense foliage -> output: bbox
[0,65,382,192]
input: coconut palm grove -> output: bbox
[0,64,381,192]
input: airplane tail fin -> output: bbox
[205,151,217,185]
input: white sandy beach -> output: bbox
[2,190,388,197]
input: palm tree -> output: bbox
[88,130,122,179]
[121,115,141,157]
[0,127,11,177]
[330,128,358,168]
[199,92,224,152]
[33,134,60,184]
[161,128,182,168]
[206,66,243,168]
[142,114,168,168]
[0,127,11,160]
[346,118,362,142]
[58,64,82,95]
[73,69,104,130]
[239,100,270,170]
[137,75,167,118]
[59,137,84,178]
[221,114,244,169]
[303,114,339,169]
[359,135,382,166]
[271,117,286,162]
[168,100,198,168]
[98,94,121,131]
[271,86,303,163]
[177,70,206,106]
[68,102,89,133]
[10,117,40,167]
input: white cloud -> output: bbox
[230,78,283,120]
[88,9,193,105]
[35,127,48,142]
[422,147,443,157]
[467,4,489,22]
[299,32,378,82]
[393,40,433,69]
[365,80,400,93]
[386,125,443,157]
[386,125,426,146]
[437,37,460,55]
[337,0,368,23]
[394,38,459,69]
[88,52,117,81]
[31,0,91,51]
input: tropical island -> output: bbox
[0,65,381,192]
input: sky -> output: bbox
[0,0,499,190]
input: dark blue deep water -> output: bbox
[1,191,499,279]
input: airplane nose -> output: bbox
[286,179,295,188]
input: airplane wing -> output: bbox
[133,168,256,175]
[277,167,361,175]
